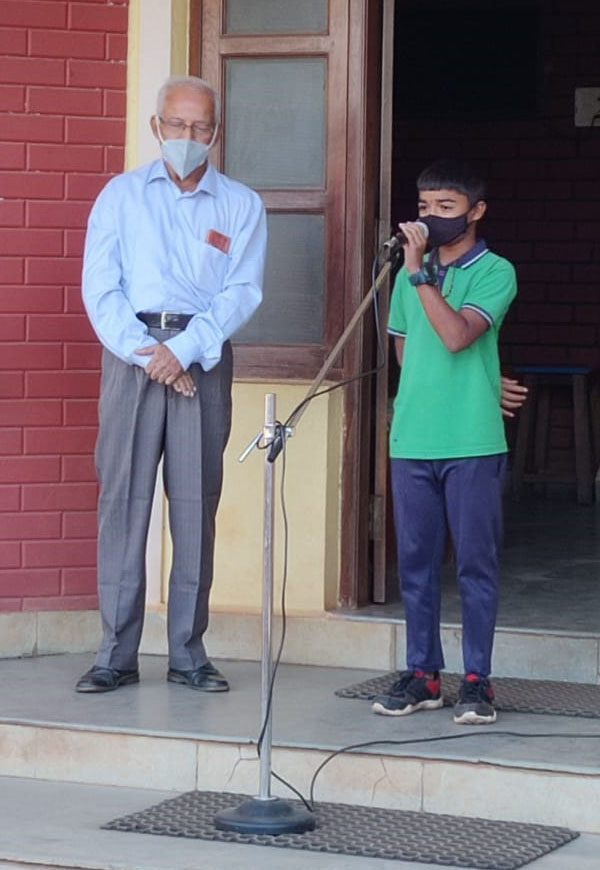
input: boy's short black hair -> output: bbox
[417,158,486,206]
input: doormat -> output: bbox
[103,789,578,869]
[335,671,600,718]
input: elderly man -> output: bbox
[77,75,267,693]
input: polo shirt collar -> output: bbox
[147,159,218,196]
[432,238,489,272]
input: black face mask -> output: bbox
[420,212,470,247]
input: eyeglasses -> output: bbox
[158,117,215,139]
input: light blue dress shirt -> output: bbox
[82,160,267,371]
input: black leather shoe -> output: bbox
[167,661,229,692]
[75,666,139,693]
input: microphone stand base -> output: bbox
[215,796,316,835]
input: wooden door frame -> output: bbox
[190,0,383,609]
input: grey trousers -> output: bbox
[94,331,233,671]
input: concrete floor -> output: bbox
[365,495,600,633]
[1,776,599,870]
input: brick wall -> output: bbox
[392,0,600,475]
[0,0,128,611]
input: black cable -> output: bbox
[308,730,600,808]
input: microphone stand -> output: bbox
[215,251,396,835]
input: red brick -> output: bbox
[105,146,125,172]
[62,455,97,483]
[517,303,572,323]
[518,221,574,241]
[106,33,127,61]
[0,171,64,200]
[0,542,20,569]
[0,598,23,612]
[29,28,105,60]
[69,2,128,33]
[0,142,25,169]
[67,117,125,146]
[68,59,126,89]
[0,428,22,454]
[0,486,20,512]
[2,229,63,257]
[519,139,577,158]
[64,345,102,371]
[22,481,97,511]
[62,566,97,595]
[22,593,98,611]
[1,260,24,284]
[0,200,24,227]
[534,242,594,262]
[27,315,92,342]
[63,399,98,427]
[546,285,598,303]
[0,374,24,399]
[25,258,82,286]
[0,512,61,540]
[65,230,86,257]
[0,569,60,598]
[0,84,25,111]
[26,371,100,399]
[0,287,63,313]
[0,399,61,426]
[66,172,112,199]
[65,287,86,314]
[516,181,573,201]
[27,201,91,229]
[538,324,596,345]
[0,457,60,484]
[63,510,97,539]
[103,89,126,117]
[517,264,571,283]
[11,341,62,374]
[0,1,67,27]
[0,315,25,341]
[0,57,65,86]
[24,426,97,455]
[575,304,600,323]
[0,26,26,54]
[27,86,103,116]
[573,264,600,283]
[23,539,96,568]
[28,143,103,172]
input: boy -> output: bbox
[373,159,516,725]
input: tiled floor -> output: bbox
[366,495,600,633]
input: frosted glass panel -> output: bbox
[235,213,324,344]
[225,58,326,189]
[226,0,328,34]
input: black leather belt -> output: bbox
[137,312,193,330]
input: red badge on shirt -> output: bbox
[206,229,231,254]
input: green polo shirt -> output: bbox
[388,243,516,459]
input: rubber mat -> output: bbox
[335,671,600,718]
[103,789,578,869]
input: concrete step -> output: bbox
[0,654,599,837]
[2,776,599,870]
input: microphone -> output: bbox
[382,221,429,255]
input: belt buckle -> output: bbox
[160,311,175,329]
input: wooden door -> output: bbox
[191,0,383,607]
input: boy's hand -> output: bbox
[500,376,528,417]
[398,221,428,274]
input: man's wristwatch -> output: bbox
[408,264,437,287]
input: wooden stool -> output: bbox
[511,365,599,505]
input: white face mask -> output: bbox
[155,118,218,179]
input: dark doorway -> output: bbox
[376,0,600,631]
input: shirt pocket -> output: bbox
[192,239,229,290]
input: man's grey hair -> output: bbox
[156,75,221,124]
